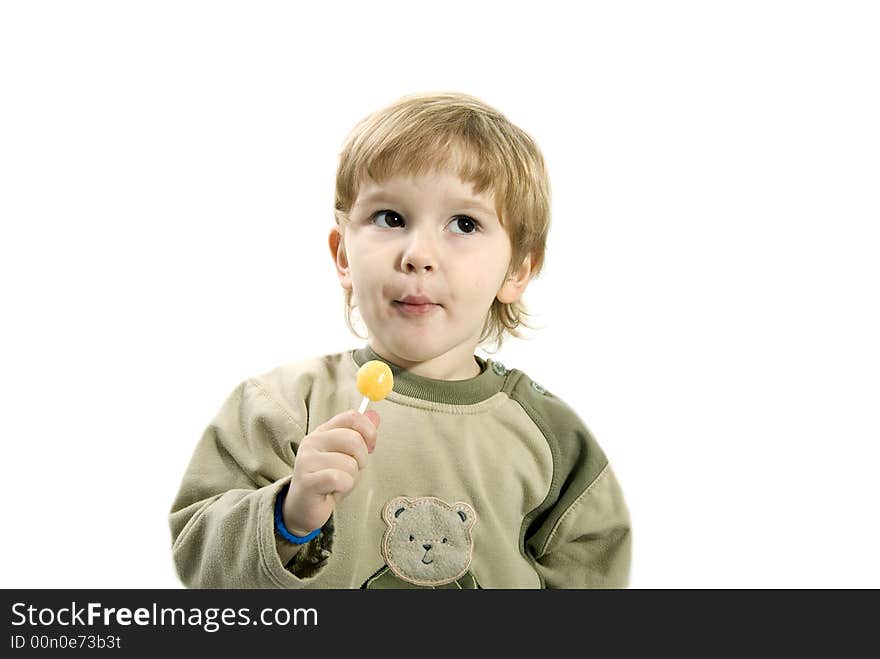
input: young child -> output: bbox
[169,92,632,588]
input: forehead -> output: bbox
[355,170,496,214]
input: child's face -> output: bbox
[331,167,530,370]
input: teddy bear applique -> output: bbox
[361,495,480,589]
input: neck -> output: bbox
[367,340,482,381]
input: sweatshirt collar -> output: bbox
[351,344,507,405]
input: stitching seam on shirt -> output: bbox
[249,379,306,436]
[542,462,610,553]
[383,392,507,415]
[508,383,558,589]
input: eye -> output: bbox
[448,215,480,235]
[409,534,414,542]
[372,210,405,228]
[442,537,448,544]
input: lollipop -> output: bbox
[356,360,394,413]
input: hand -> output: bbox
[282,409,380,536]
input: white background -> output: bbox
[2,1,878,588]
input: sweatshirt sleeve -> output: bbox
[510,372,632,588]
[168,378,334,588]
[531,462,632,588]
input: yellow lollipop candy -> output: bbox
[356,360,394,413]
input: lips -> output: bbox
[393,294,440,316]
[398,295,436,305]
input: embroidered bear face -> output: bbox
[381,496,477,587]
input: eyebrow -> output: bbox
[357,193,495,216]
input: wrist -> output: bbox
[274,485,321,545]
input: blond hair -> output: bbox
[333,91,551,352]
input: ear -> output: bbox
[328,226,352,292]
[383,496,411,526]
[452,502,477,531]
[496,253,534,305]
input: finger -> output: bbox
[364,409,380,430]
[313,411,378,454]
[302,450,361,479]
[312,409,364,433]
[308,428,369,469]
[357,411,379,453]
[302,468,356,497]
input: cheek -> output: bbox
[348,252,381,285]
[455,253,509,297]
[354,239,396,272]
[466,237,510,274]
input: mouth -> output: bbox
[393,298,441,316]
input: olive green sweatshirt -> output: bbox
[169,346,631,588]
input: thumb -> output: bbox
[363,409,380,428]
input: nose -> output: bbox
[401,229,437,273]
[423,543,432,551]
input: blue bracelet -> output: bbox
[274,487,321,544]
